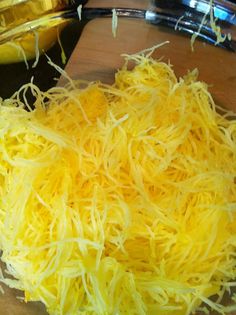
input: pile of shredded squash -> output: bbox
[0,53,236,315]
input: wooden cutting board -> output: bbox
[60,0,236,112]
[0,1,236,314]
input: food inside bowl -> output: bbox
[0,0,72,63]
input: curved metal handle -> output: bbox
[0,6,235,52]
[63,7,236,52]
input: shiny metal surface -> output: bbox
[60,6,236,51]
[153,0,236,25]
[181,0,236,25]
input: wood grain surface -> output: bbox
[0,1,236,314]
[60,0,236,111]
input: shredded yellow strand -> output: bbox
[57,28,67,65]
[112,9,118,38]
[77,4,82,21]
[32,31,40,68]
[0,53,236,315]
[190,9,208,51]
[191,0,231,50]
[7,41,29,69]
[209,0,227,45]
[175,15,185,31]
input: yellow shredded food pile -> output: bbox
[0,53,236,315]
